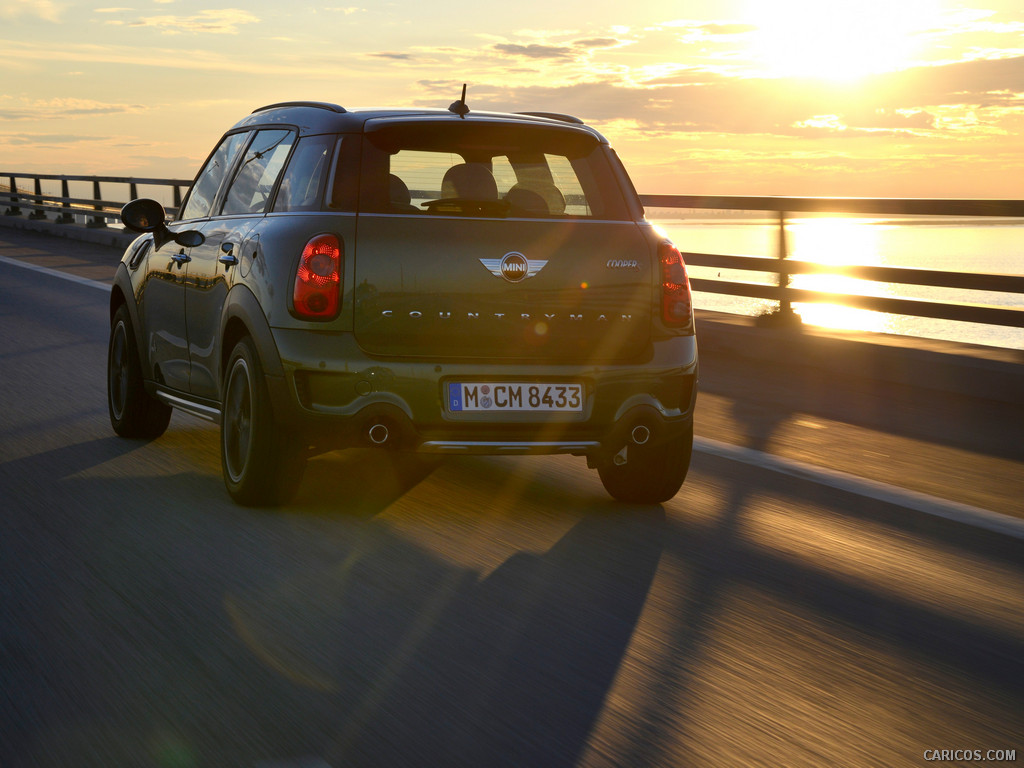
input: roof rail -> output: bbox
[252,101,347,114]
[516,111,584,125]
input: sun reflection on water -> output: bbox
[788,217,892,333]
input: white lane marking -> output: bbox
[2,253,1021,540]
[0,254,111,292]
[695,436,1024,540]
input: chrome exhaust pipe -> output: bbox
[368,423,390,445]
[631,425,651,445]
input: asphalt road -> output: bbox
[1,229,1022,767]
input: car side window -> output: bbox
[220,129,295,216]
[273,135,334,212]
[179,132,248,221]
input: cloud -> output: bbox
[493,43,574,60]
[460,54,1024,140]
[0,98,146,122]
[866,55,1024,108]
[366,52,413,61]
[118,8,259,34]
[0,0,60,22]
[0,133,109,146]
[655,20,757,39]
[573,38,622,50]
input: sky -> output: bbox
[1,0,1022,198]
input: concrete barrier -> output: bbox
[0,210,136,250]
[696,310,1023,406]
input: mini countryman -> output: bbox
[108,97,698,506]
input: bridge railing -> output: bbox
[2,173,1022,329]
[1,172,190,227]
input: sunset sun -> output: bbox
[746,0,936,81]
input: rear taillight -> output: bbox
[659,241,693,329]
[293,234,342,320]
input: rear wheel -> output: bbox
[221,337,306,506]
[598,424,693,504]
[107,304,172,439]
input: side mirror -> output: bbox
[120,198,205,250]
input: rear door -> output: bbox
[183,128,294,399]
[352,120,653,363]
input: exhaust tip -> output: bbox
[368,423,390,445]
[631,425,651,445]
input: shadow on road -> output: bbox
[2,433,666,768]
[225,500,666,768]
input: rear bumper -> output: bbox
[265,328,698,458]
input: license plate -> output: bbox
[447,382,583,413]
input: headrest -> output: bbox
[388,174,411,206]
[441,163,498,200]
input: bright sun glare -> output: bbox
[788,218,889,333]
[746,0,936,81]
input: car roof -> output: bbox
[228,102,609,143]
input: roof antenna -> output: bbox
[448,83,470,118]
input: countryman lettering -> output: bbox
[380,310,634,322]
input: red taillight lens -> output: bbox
[293,234,342,320]
[659,241,693,329]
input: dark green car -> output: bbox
[108,100,698,506]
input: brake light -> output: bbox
[293,234,342,320]
[659,241,693,329]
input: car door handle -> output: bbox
[218,242,238,266]
[171,251,191,267]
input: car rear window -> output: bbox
[359,120,628,220]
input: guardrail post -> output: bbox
[129,182,138,201]
[173,185,182,212]
[29,177,47,219]
[56,179,74,224]
[778,210,791,313]
[86,179,107,228]
[4,176,21,216]
[758,210,802,327]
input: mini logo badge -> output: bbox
[479,252,548,283]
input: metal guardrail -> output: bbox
[1,172,191,226]
[640,194,1024,329]
[2,173,1021,329]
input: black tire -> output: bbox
[107,304,172,439]
[597,423,693,504]
[221,336,306,506]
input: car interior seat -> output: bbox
[440,163,498,201]
[388,174,418,212]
